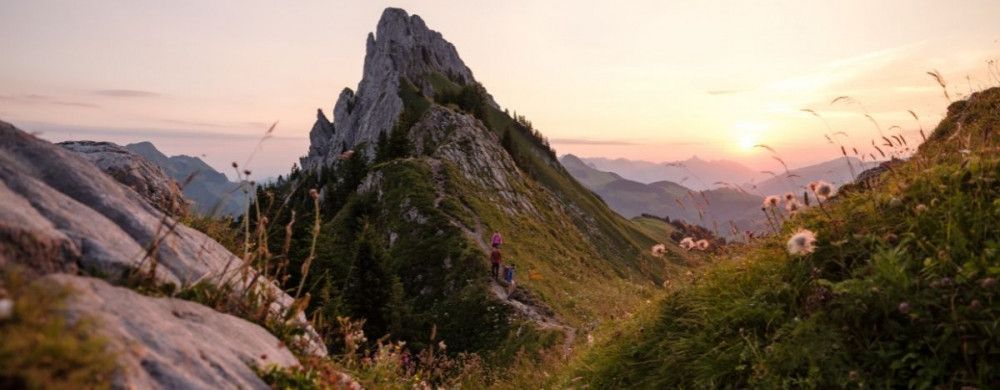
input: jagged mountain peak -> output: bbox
[367,7,473,84]
[302,7,483,169]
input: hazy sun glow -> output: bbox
[1,0,998,177]
[739,134,758,151]
[734,122,767,153]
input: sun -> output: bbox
[738,133,757,151]
[734,122,767,152]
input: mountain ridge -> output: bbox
[250,7,689,370]
[562,153,764,237]
[124,141,248,216]
[578,155,758,189]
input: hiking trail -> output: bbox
[428,158,577,358]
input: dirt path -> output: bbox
[488,283,577,358]
[426,159,577,358]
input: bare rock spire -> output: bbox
[301,7,482,169]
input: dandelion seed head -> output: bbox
[783,192,795,202]
[696,239,710,251]
[763,195,780,208]
[785,199,802,214]
[309,188,320,200]
[814,181,837,200]
[651,243,667,257]
[786,228,817,256]
[915,204,928,213]
[0,298,12,320]
[898,302,910,314]
[679,237,696,250]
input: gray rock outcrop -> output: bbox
[58,140,188,216]
[43,274,299,389]
[301,7,492,169]
[409,106,536,214]
[0,120,327,356]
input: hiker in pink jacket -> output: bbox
[491,231,503,248]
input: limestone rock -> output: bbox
[59,140,188,216]
[0,120,327,356]
[409,106,536,215]
[302,7,492,169]
[42,273,299,389]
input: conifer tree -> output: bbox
[343,222,404,338]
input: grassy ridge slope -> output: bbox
[563,88,1000,388]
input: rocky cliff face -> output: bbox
[409,106,537,215]
[302,7,492,169]
[58,140,189,216]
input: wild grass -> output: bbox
[559,87,1000,389]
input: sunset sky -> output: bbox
[2,0,998,179]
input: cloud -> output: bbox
[550,138,637,145]
[0,94,99,108]
[158,118,231,128]
[156,118,274,130]
[91,89,161,98]
[15,120,304,141]
[706,89,745,96]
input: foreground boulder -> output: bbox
[0,120,326,356]
[59,140,188,216]
[43,274,298,389]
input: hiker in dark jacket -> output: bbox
[490,248,502,280]
[504,263,516,298]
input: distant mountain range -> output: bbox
[577,155,876,195]
[562,154,875,237]
[125,141,248,216]
[749,157,877,196]
[562,154,764,237]
[577,155,759,190]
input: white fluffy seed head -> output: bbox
[814,181,836,200]
[679,237,696,250]
[787,228,818,256]
[651,243,667,257]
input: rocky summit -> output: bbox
[302,7,491,169]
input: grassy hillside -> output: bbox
[560,88,1000,388]
[429,72,677,270]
